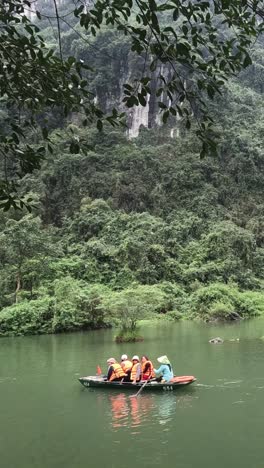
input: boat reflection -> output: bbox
[157,394,177,426]
[107,392,177,430]
[108,393,130,428]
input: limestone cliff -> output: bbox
[25,0,180,138]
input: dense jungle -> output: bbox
[0,0,263,337]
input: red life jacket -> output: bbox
[142,360,155,380]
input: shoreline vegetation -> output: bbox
[1,312,264,340]
[0,282,263,338]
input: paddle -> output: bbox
[130,377,152,398]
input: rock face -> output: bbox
[97,59,180,139]
[25,0,181,138]
[126,71,179,139]
[127,99,150,138]
[24,0,70,20]
[209,337,224,344]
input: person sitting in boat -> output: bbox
[141,355,155,381]
[120,354,133,382]
[106,358,127,382]
[130,355,141,384]
[154,355,173,383]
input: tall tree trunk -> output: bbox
[15,273,21,303]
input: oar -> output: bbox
[130,378,152,398]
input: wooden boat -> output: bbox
[79,375,196,391]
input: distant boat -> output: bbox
[78,375,196,391]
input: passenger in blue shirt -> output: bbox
[154,355,173,382]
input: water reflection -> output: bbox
[157,394,176,426]
[101,392,181,431]
[107,393,157,429]
[108,393,129,428]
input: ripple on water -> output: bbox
[224,380,243,385]
[0,377,16,383]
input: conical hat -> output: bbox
[157,355,170,365]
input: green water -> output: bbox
[1,319,264,468]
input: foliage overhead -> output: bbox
[0,0,264,207]
[75,0,264,151]
[0,0,123,209]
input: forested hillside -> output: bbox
[0,1,263,336]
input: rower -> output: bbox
[154,355,173,382]
[141,355,155,380]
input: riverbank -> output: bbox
[0,282,263,338]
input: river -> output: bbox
[1,319,264,468]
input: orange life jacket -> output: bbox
[121,360,133,373]
[109,363,127,381]
[130,362,141,381]
[142,360,155,379]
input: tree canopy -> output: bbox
[0,0,264,207]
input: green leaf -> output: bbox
[70,141,80,154]
[162,110,170,123]
[42,128,49,139]
[243,54,252,68]
[177,42,190,56]
[97,119,103,131]
[150,61,157,72]
[182,25,188,36]
[169,107,176,116]
[151,13,160,33]
[207,85,215,99]
[138,94,146,106]
[149,0,157,12]
[123,84,133,91]
[173,8,179,21]
[186,119,191,130]
[125,96,138,107]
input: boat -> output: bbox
[78,375,196,391]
